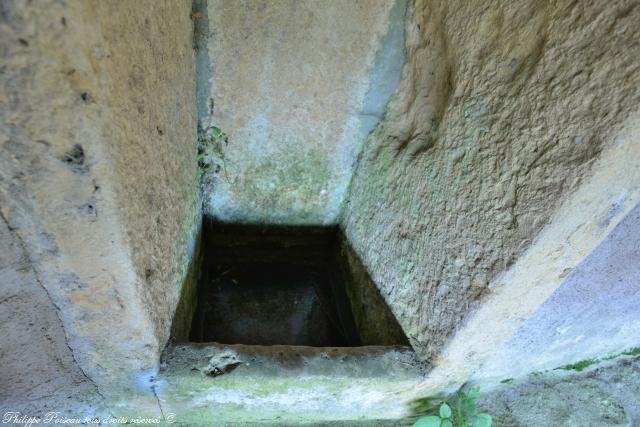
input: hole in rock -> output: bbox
[174,219,409,347]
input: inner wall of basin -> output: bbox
[171,219,408,347]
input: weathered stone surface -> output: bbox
[202,0,407,224]
[337,237,409,346]
[155,343,426,424]
[123,344,640,425]
[410,93,640,396]
[0,0,198,412]
[473,201,640,382]
[343,0,640,368]
[89,0,201,351]
[2,0,640,423]
[0,217,105,417]
[478,356,640,427]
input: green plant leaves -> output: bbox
[412,387,492,427]
[412,415,442,427]
[467,387,481,400]
[439,403,452,419]
[472,413,492,427]
[207,126,227,140]
[462,396,477,417]
[197,124,230,181]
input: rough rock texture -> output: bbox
[2,0,640,423]
[343,0,640,362]
[202,0,406,224]
[420,110,640,395]
[122,344,639,426]
[337,237,409,346]
[0,0,198,411]
[0,217,104,417]
[89,0,201,350]
[478,356,640,427]
[155,343,426,424]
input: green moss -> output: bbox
[168,371,372,399]
[557,346,640,372]
[227,144,334,224]
[560,359,596,372]
[407,395,445,416]
[157,372,417,424]
[622,347,640,356]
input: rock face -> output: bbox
[201,0,407,224]
[1,0,640,423]
[0,214,103,415]
[478,356,640,427]
[343,0,640,362]
[0,0,198,411]
[473,201,640,382]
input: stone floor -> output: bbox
[115,347,640,426]
[155,344,427,425]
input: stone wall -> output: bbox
[202,0,406,224]
[343,0,640,363]
[0,213,104,415]
[473,200,640,382]
[0,0,198,411]
[2,0,640,421]
[336,237,409,346]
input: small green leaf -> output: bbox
[440,420,453,427]
[472,413,492,427]
[412,415,442,427]
[462,398,478,416]
[468,387,481,400]
[439,403,452,419]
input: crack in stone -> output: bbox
[151,383,166,421]
[0,208,111,412]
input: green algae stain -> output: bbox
[558,346,640,372]
[159,371,416,424]
[560,359,596,372]
[621,347,640,356]
[227,144,334,224]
